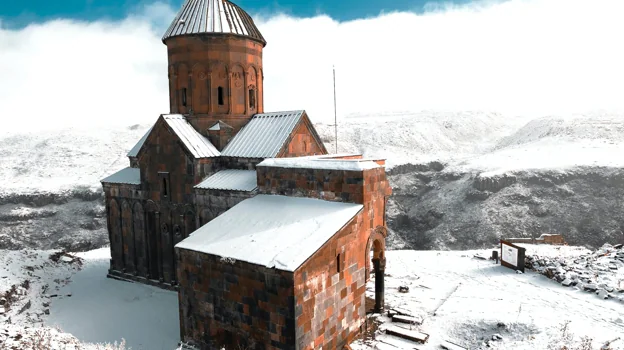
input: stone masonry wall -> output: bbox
[195,189,256,226]
[293,214,367,349]
[103,183,148,279]
[176,249,296,350]
[257,164,391,349]
[256,166,391,209]
[219,156,264,171]
[279,117,327,158]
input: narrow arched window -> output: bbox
[162,178,168,197]
[218,86,224,105]
[249,89,255,109]
[181,88,187,107]
[336,254,341,273]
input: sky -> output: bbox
[1,0,624,132]
[0,0,474,25]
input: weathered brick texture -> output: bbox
[278,115,326,158]
[166,35,264,134]
[293,215,367,350]
[176,249,296,349]
[195,189,256,226]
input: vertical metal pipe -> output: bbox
[333,65,338,154]
[373,258,385,313]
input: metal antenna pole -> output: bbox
[333,65,338,154]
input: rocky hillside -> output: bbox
[387,162,624,250]
[2,111,624,251]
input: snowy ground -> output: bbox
[353,245,624,350]
[1,248,179,349]
[2,245,623,349]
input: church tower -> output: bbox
[162,0,266,135]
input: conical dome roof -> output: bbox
[162,0,266,46]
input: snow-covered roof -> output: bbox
[175,195,363,271]
[163,115,220,158]
[258,157,381,171]
[208,120,233,131]
[101,167,140,185]
[221,110,304,158]
[127,126,153,157]
[162,0,266,46]
[194,169,257,191]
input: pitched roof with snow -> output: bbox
[127,126,153,157]
[163,115,221,158]
[208,120,233,131]
[258,157,381,171]
[221,110,305,158]
[175,195,363,271]
[101,167,141,185]
[194,169,257,191]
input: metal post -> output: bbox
[333,65,338,154]
[373,258,385,313]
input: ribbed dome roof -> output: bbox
[162,0,266,46]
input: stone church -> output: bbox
[101,0,392,349]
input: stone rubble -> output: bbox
[525,243,624,302]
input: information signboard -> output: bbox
[500,240,526,272]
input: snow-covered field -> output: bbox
[2,245,623,349]
[0,125,148,196]
[1,248,179,349]
[353,244,624,350]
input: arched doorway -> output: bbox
[366,226,387,313]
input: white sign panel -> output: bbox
[502,244,518,266]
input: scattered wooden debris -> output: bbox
[392,314,423,325]
[385,325,429,344]
[441,339,468,350]
[387,306,415,318]
[398,286,410,293]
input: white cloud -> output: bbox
[1,0,623,133]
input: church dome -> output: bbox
[162,0,266,46]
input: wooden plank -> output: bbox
[377,334,420,349]
[390,306,415,317]
[441,340,468,350]
[374,342,399,350]
[392,314,423,325]
[385,325,429,344]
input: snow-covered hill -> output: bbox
[2,111,624,250]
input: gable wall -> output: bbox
[134,120,216,285]
[293,213,366,349]
[176,249,296,349]
[138,120,211,204]
[279,119,327,158]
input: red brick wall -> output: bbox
[256,165,391,208]
[278,116,327,158]
[138,118,213,204]
[256,164,391,348]
[293,214,367,349]
[176,249,296,349]
[166,35,264,135]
